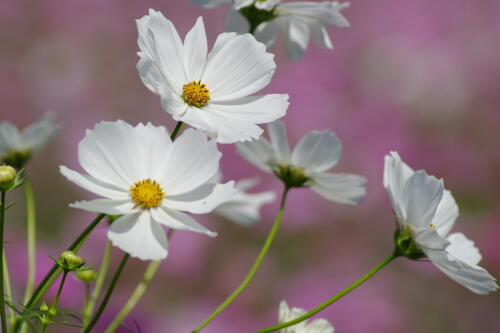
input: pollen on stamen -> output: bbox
[182,80,210,108]
[130,178,164,209]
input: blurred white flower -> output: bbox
[215,176,275,226]
[212,1,350,61]
[136,9,288,144]
[0,111,59,168]
[384,151,498,294]
[237,121,366,204]
[279,300,334,333]
[60,121,235,261]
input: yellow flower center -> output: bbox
[129,179,164,209]
[182,80,210,107]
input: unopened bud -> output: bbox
[0,165,16,185]
[40,303,49,312]
[60,251,84,270]
[76,269,97,283]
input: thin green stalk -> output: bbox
[0,191,8,332]
[13,213,106,333]
[104,260,161,333]
[192,186,291,333]
[40,271,69,332]
[23,181,36,305]
[255,253,399,333]
[82,240,113,326]
[3,250,15,326]
[170,121,185,139]
[82,253,130,333]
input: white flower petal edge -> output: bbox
[278,300,335,333]
[237,121,366,205]
[223,1,350,62]
[384,151,498,294]
[61,120,235,260]
[0,111,59,158]
[137,9,289,143]
[215,178,276,226]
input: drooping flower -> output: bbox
[384,151,498,294]
[236,121,366,204]
[0,111,59,168]
[214,173,275,226]
[193,1,350,62]
[278,300,334,333]
[60,120,235,260]
[136,9,289,144]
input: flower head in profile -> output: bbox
[193,1,350,62]
[214,173,275,226]
[0,111,59,168]
[384,151,498,294]
[237,121,366,204]
[60,121,235,260]
[136,9,289,144]
[279,300,334,333]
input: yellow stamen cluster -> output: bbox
[129,178,164,209]
[182,80,210,107]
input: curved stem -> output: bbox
[0,191,8,332]
[104,260,161,333]
[13,213,106,332]
[23,181,36,305]
[82,253,130,333]
[255,253,399,333]
[82,240,113,327]
[192,186,291,333]
[3,250,14,327]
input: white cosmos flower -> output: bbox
[0,111,59,168]
[136,9,289,144]
[384,151,498,294]
[279,300,334,333]
[221,1,350,62]
[60,120,236,261]
[214,175,275,226]
[236,121,366,204]
[192,0,280,11]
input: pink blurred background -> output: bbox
[1,0,500,332]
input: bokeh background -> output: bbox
[1,0,500,332]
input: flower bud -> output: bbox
[48,307,58,317]
[0,165,16,186]
[40,303,49,312]
[76,269,97,283]
[60,250,84,270]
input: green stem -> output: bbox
[40,271,69,333]
[255,253,399,333]
[104,260,161,333]
[82,253,130,333]
[3,250,15,326]
[23,181,36,305]
[82,240,113,326]
[170,121,185,140]
[13,213,106,333]
[0,191,8,332]
[192,186,291,333]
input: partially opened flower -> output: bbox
[214,175,275,226]
[193,0,350,61]
[60,121,235,260]
[136,9,289,144]
[384,151,498,294]
[0,111,59,168]
[236,121,366,204]
[278,300,334,333]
